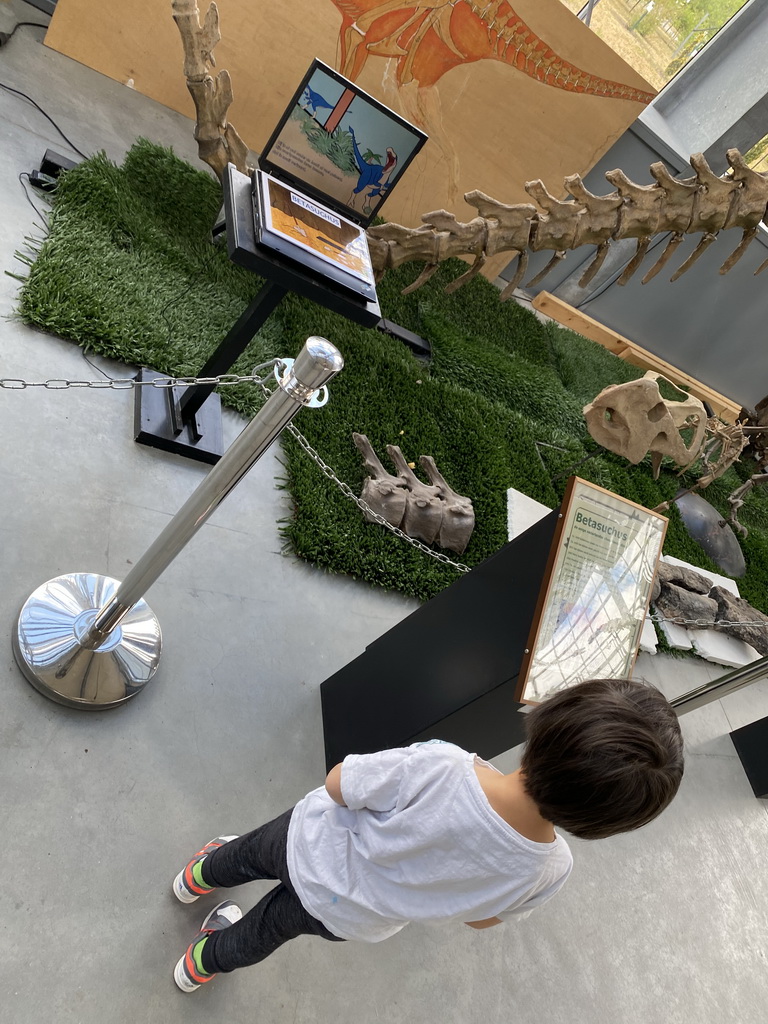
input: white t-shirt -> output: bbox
[286,741,573,942]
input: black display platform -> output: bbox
[730,716,768,797]
[320,511,560,770]
[223,166,382,326]
[134,164,383,463]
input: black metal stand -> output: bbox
[320,511,559,770]
[135,164,384,463]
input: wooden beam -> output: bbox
[532,291,741,423]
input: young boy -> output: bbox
[171,677,684,992]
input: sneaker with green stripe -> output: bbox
[172,836,239,904]
[174,900,242,992]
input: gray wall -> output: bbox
[501,0,768,409]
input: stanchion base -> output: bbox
[13,573,162,710]
[133,368,224,464]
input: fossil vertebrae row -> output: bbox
[366,149,768,296]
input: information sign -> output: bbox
[517,478,667,704]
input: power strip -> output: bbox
[29,148,80,191]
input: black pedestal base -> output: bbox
[133,368,224,464]
[730,716,768,797]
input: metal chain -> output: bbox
[650,615,768,629]
[286,421,471,574]
[19,364,768,593]
[0,359,283,391]
[265,383,470,574]
[1,361,469,573]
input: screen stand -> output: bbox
[134,164,390,464]
[134,281,287,464]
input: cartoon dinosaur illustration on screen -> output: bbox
[347,125,398,211]
[301,84,336,119]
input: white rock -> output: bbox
[688,629,761,668]
[657,618,694,651]
[639,615,658,655]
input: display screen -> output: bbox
[260,175,375,284]
[260,60,427,226]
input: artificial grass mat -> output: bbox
[13,139,768,611]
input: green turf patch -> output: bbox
[13,140,768,610]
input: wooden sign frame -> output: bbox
[516,477,667,705]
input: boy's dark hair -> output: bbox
[520,678,684,840]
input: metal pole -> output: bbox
[13,336,343,710]
[670,656,768,716]
[579,0,600,28]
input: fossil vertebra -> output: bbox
[172,3,766,295]
[366,149,768,294]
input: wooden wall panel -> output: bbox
[45,1,654,239]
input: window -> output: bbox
[562,0,750,90]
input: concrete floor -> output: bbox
[1,6,768,1022]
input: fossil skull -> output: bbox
[583,372,707,478]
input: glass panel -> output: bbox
[745,134,768,174]
[559,0,750,91]
[519,479,667,705]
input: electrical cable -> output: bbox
[0,22,49,46]
[17,171,46,221]
[0,81,88,159]
[80,350,115,381]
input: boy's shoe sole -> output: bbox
[174,900,243,992]
[172,835,239,903]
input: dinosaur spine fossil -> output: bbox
[366,149,768,295]
[172,3,766,296]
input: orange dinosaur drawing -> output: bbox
[330,0,655,102]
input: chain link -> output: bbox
[7,364,768,590]
[1,360,470,574]
[285,421,471,574]
[262,381,470,575]
[650,615,768,629]
[0,359,283,391]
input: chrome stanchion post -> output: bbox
[13,337,344,710]
[670,655,768,716]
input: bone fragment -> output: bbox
[172,0,251,178]
[669,232,718,282]
[352,433,407,527]
[524,250,566,288]
[386,444,444,545]
[353,436,475,554]
[579,241,611,288]
[499,251,528,299]
[419,456,475,554]
[583,373,707,473]
[641,233,684,284]
[617,236,651,285]
[719,226,758,274]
